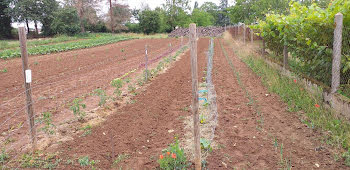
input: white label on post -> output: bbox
[25,70,32,83]
[146,50,148,55]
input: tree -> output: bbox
[50,7,81,35]
[228,0,290,24]
[139,10,161,34]
[217,0,229,26]
[191,9,214,27]
[0,0,12,39]
[200,2,219,26]
[39,0,59,36]
[154,7,171,33]
[162,0,191,30]
[194,1,199,9]
[107,3,131,32]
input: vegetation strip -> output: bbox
[0,35,133,59]
[233,41,350,165]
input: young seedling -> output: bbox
[121,48,126,60]
[70,98,86,120]
[200,138,213,152]
[94,88,108,106]
[0,68,7,73]
[36,112,55,135]
[81,125,92,137]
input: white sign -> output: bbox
[25,70,32,83]
[146,50,148,55]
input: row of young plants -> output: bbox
[0,35,133,59]
[253,0,350,95]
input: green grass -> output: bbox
[240,52,350,154]
[0,34,134,59]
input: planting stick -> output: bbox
[190,23,201,170]
[145,45,148,81]
[19,27,36,152]
[331,13,343,93]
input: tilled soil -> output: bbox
[56,38,210,169]
[0,38,180,152]
[205,38,347,169]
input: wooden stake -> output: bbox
[283,45,288,69]
[250,29,254,43]
[19,27,36,152]
[262,39,266,58]
[145,45,148,81]
[331,13,343,93]
[190,23,201,170]
[243,24,246,44]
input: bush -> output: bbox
[254,0,350,86]
[50,7,81,36]
[157,140,189,169]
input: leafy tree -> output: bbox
[162,0,191,30]
[200,2,219,26]
[194,1,199,9]
[139,10,161,34]
[217,0,229,26]
[0,0,12,39]
[40,0,59,36]
[125,22,140,33]
[155,7,171,33]
[191,9,214,27]
[227,0,290,24]
[50,7,81,35]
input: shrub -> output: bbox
[157,140,188,169]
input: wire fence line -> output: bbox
[0,40,169,98]
[0,37,186,166]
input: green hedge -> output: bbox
[254,0,350,87]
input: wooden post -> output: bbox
[250,29,254,43]
[243,24,246,44]
[145,45,148,81]
[181,36,183,47]
[283,45,288,69]
[189,23,201,170]
[262,39,266,58]
[331,13,343,93]
[19,27,36,151]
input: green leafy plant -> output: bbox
[81,125,92,136]
[0,68,7,73]
[112,154,130,167]
[36,112,55,135]
[111,78,123,97]
[0,149,9,164]
[94,88,108,106]
[158,140,188,169]
[200,138,212,152]
[128,85,136,93]
[78,156,99,169]
[200,114,206,124]
[70,98,86,120]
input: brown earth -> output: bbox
[54,38,209,169]
[2,35,348,169]
[205,38,347,169]
[0,38,181,154]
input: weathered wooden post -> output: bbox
[331,13,343,93]
[283,45,288,69]
[189,23,201,170]
[19,27,36,152]
[145,45,148,81]
[262,39,266,58]
[250,29,254,43]
[243,24,246,44]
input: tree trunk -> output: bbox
[34,21,38,35]
[78,0,85,33]
[109,0,114,33]
[26,19,30,34]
